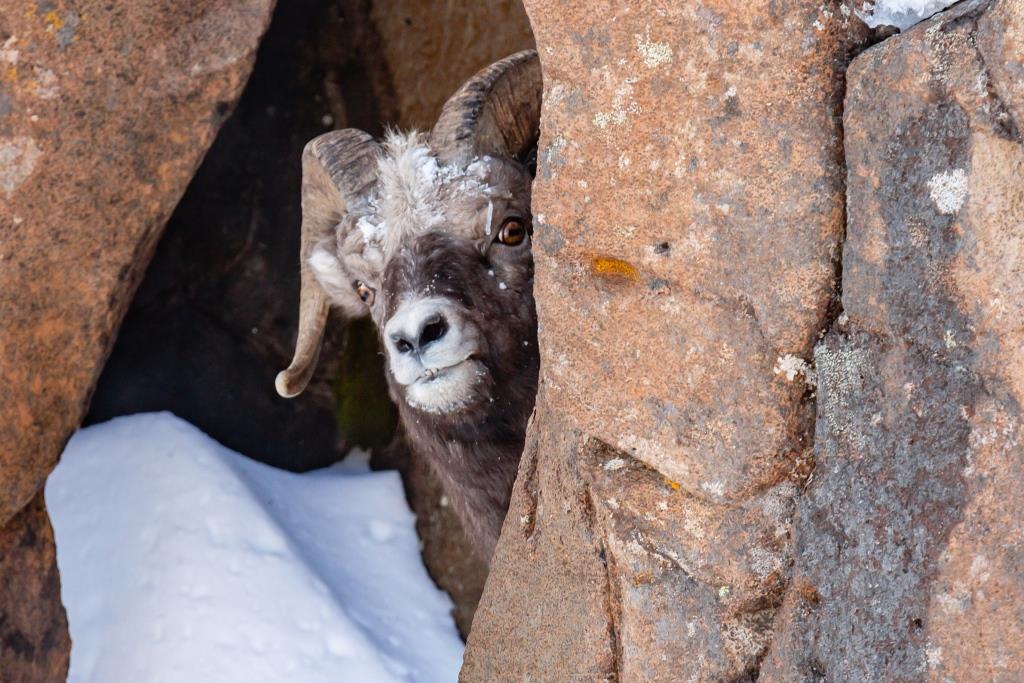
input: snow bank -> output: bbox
[46,413,463,683]
[858,0,961,30]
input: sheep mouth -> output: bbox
[405,356,488,415]
[418,355,482,383]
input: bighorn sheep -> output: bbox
[276,51,541,561]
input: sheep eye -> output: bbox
[497,218,528,246]
[354,281,375,306]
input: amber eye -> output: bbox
[497,218,528,246]
[354,280,375,306]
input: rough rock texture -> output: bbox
[370,0,535,129]
[0,0,274,524]
[0,492,70,681]
[0,1,272,678]
[463,2,869,680]
[762,2,1024,680]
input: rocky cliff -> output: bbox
[463,0,1022,680]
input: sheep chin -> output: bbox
[404,359,487,415]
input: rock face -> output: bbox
[370,0,534,129]
[462,1,869,680]
[762,1,1024,679]
[0,492,69,682]
[0,0,274,523]
[0,0,273,677]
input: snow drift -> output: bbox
[858,0,961,30]
[46,413,463,683]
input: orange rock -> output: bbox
[0,491,69,681]
[0,0,273,525]
[462,1,869,680]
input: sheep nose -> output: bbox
[389,312,449,355]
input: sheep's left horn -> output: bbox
[429,49,542,165]
[276,129,380,398]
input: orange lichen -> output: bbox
[631,571,655,587]
[590,256,641,282]
[664,478,681,491]
[44,11,64,31]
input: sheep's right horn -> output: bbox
[430,49,542,165]
[276,129,380,398]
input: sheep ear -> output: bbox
[276,129,381,399]
[430,49,542,166]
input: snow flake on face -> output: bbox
[927,168,968,215]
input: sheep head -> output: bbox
[276,51,541,425]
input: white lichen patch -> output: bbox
[774,354,816,384]
[634,30,674,68]
[927,168,968,214]
[603,457,627,471]
[749,546,783,578]
[33,68,59,99]
[0,136,42,197]
[701,480,725,498]
[592,82,642,130]
[0,36,19,65]
[924,644,943,669]
[969,554,991,582]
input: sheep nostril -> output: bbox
[393,336,415,354]
[419,316,448,349]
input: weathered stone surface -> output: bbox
[0,0,274,526]
[0,491,69,682]
[979,0,1024,127]
[462,402,618,681]
[370,0,534,130]
[525,0,866,504]
[463,2,868,680]
[762,2,1024,679]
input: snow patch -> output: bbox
[46,413,463,683]
[857,0,959,30]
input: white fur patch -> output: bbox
[355,131,497,257]
[308,243,349,298]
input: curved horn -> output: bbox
[276,129,380,398]
[429,49,542,165]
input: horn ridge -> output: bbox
[430,49,542,164]
[276,129,381,398]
